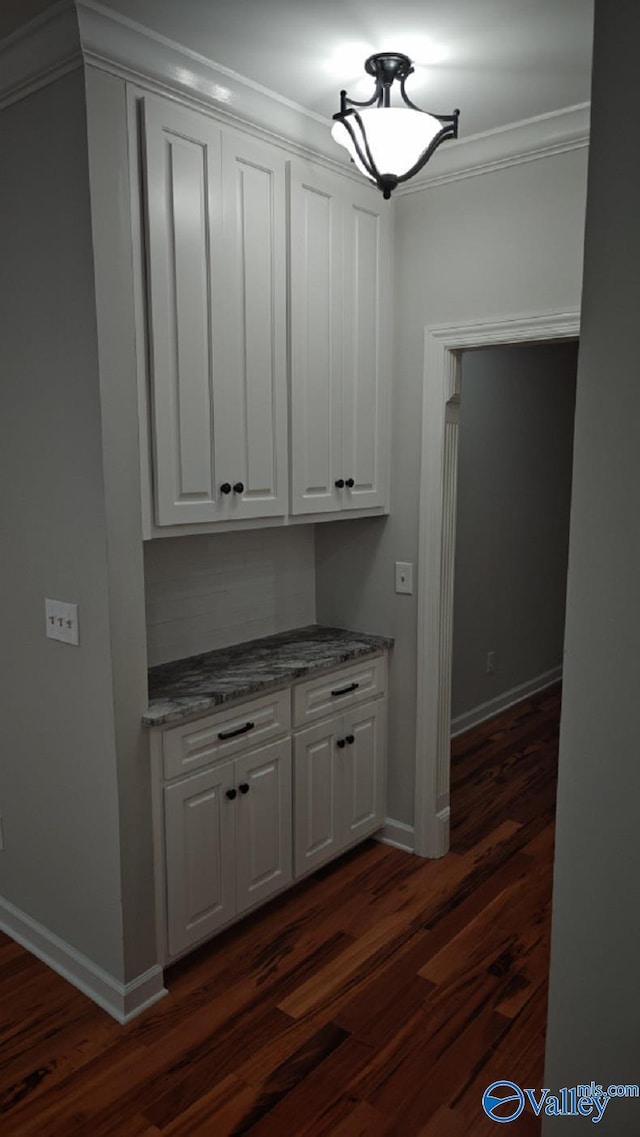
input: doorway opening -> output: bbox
[414,312,580,858]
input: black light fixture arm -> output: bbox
[397,115,459,183]
[333,51,460,199]
[338,108,383,188]
[338,87,378,112]
[336,108,389,194]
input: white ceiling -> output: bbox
[0,0,594,138]
[94,0,594,137]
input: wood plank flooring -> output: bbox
[0,685,560,1135]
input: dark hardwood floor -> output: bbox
[0,685,561,1136]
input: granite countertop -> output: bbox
[143,624,393,727]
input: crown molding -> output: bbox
[0,1,590,186]
[396,103,590,195]
[75,0,341,163]
[0,0,341,162]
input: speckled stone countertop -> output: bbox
[143,625,393,727]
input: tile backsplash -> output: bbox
[144,528,316,666]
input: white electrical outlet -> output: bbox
[486,650,496,674]
[45,598,80,645]
[395,562,413,595]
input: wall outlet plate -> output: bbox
[45,598,80,645]
[395,561,413,595]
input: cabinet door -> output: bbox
[289,162,344,515]
[164,761,236,957]
[142,96,226,525]
[219,133,288,518]
[293,716,343,877]
[341,183,391,510]
[341,699,386,844]
[235,738,292,914]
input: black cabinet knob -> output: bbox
[233,482,244,494]
[220,482,232,494]
[225,788,237,800]
[239,782,250,795]
[345,478,355,488]
[346,734,355,745]
[337,737,346,749]
[335,479,345,489]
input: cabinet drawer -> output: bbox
[292,655,386,727]
[162,689,291,780]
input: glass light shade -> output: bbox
[331,107,443,179]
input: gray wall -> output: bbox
[544,2,640,1130]
[0,72,126,979]
[0,0,59,39]
[145,528,316,666]
[316,146,588,827]
[451,342,577,723]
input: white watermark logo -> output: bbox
[482,1079,639,1124]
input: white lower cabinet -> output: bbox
[342,701,387,847]
[163,738,291,958]
[292,717,343,875]
[164,759,236,958]
[293,699,386,879]
[153,653,387,963]
[234,742,292,916]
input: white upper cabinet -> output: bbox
[341,185,391,510]
[289,165,344,515]
[289,161,391,516]
[218,133,288,520]
[143,97,223,526]
[141,96,287,526]
[137,93,390,531]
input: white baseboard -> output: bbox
[377,818,415,853]
[451,666,563,738]
[0,895,167,1023]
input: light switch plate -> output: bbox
[45,598,80,645]
[395,561,413,595]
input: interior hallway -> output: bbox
[0,686,560,1136]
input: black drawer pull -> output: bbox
[233,481,244,494]
[220,482,232,494]
[346,734,355,745]
[331,682,359,697]
[239,782,250,794]
[225,788,237,800]
[345,478,355,488]
[218,720,255,741]
[337,738,346,749]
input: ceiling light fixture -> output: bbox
[331,52,459,200]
